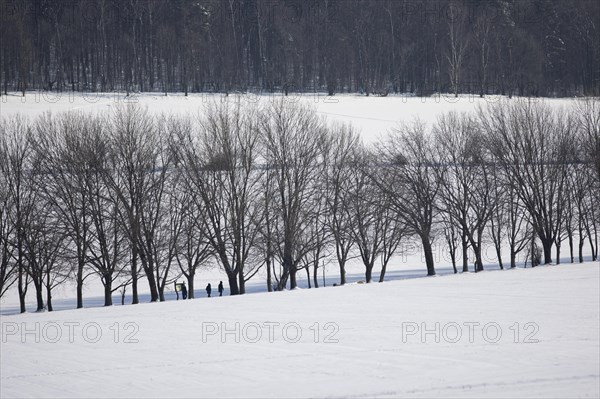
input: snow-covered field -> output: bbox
[1,262,598,398]
[0,91,576,143]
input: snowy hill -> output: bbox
[1,262,598,398]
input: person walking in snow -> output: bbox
[206,283,212,298]
[181,282,188,300]
[218,281,224,296]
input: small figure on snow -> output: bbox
[181,282,188,300]
[206,283,212,298]
[218,281,224,296]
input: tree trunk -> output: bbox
[227,272,239,295]
[131,249,139,304]
[238,267,246,295]
[531,235,536,267]
[289,267,297,290]
[587,228,597,261]
[305,266,311,288]
[34,280,44,312]
[278,271,289,291]
[147,270,159,302]
[568,233,574,263]
[187,272,195,299]
[266,257,272,292]
[422,236,436,276]
[18,258,26,313]
[473,246,484,273]
[379,261,388,282]
[365,263,374,283]
[379,255,394,282]
[541,238,553,264]
[281,250,294,290]
[579,237,585,263]
[510,250,517,269]
[158,284,165,302]
[592,227,598,262]
[555,242,561,265]
[290,267,298,290]
[46,284,53,312]
[495,245,504,270]
[76,261,84,309]
[339,260,346,285]
[449,248,457,274]
[104,278,113,306]
[313,262,319,288]
[461,234,469,272]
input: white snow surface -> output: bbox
[1,262,599,398]
[0,91,577,144]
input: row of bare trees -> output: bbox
[1,99,598,312]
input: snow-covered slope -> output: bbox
[1,262,598,398]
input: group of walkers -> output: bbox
[176,281,224,300]
[205,282,224,297]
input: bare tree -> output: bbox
[569,162,591,263]
[323,123,359,285]
[575,98,599,261]
[82,119,129,306]
[40,230,70,312]
[260,100,328,289]
[488,165,508,269]
[561,170,577,264]
[21,198,45,311]
[482,101,572,264]
[434,112,496,272]
[583,190,599,262]
[20,144,69,312]
[575,98,600,183]
[174,189,213,299]
[104,105,168,303]
[179,100,263,295]
[298,140,333,289]
[256,161,277,292]
[374,121,440,276]
[23,201,68,312]
[506,187,533,268]
[366,151,409,282]
[441,213,460,274]
[299,191,331,289]
[0,116,34,312]
[378,201,406,282]
[149,115,182,302]
[0,160,17,298]
[346,148,390,283]
[33,112,93,309]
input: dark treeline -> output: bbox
[1,0,599,97]
[0,98,598,312]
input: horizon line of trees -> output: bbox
[1,98,598,313]
[1,0,599,98]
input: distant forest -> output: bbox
[1,0,599,97]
